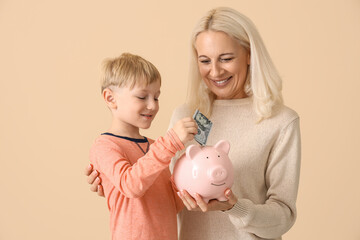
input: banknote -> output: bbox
[192,109,212,146]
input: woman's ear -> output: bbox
[103,88,117,109]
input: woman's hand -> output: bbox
[177,189,237,212]
[84,164,105,197]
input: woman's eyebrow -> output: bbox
[198,55,209,58]
[219,53,235,57]
[198,53,235,58]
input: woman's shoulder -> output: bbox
[174,103,192,114]
[168,104,193,129]
[172,104,193,119]
[270,104,299,126]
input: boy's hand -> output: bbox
[172,117,198,144]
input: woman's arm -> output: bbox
[177,117,301,239]
[225,118,301,238]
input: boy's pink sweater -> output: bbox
[89,129,184,240]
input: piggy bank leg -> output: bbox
[202,198,211,204]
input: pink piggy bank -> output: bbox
[173,140,234,203]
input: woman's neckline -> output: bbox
[213,96,252,106]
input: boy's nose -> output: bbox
[147,99,157,110]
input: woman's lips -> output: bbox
[211,76,232,87]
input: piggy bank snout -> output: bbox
[208,166,228,182]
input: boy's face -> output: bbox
[111,80,161,131]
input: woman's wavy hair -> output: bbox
[186,7,283,121]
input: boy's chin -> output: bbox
[140,123,152,129]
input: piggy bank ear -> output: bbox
[214,140,230,154]
[186,145,202,160]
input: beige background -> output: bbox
[1,0,359,239]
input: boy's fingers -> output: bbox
[190,127,198,134]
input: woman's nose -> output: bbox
[209,62,222,78]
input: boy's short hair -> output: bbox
[101,53,161,93]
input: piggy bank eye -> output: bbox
[206,156,209,159]
[218,155,220,157]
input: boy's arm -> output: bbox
[91,129,184,198]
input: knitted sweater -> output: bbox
[169,97,301,240]
[90,130,184,240]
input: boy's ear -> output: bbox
[103,88,117,109]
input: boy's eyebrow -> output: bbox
[135,89,161,94]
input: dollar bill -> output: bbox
[192,109,212,146]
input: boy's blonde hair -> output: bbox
[101,53,161,93]
[187,7,283,121]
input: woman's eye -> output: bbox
[200,59,210,64]
[137,96,146,100]
[220,58,233,62]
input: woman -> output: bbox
[86,7,301,240]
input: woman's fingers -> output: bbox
[97,185,105,197]
[194,193,209,212]
[225,189,238,206]
[178,190,200,211]
[177,192,191,210]
[84,164,93,176]
[87,169,99,185]
[90,176,101,192]
[182,190,198,209]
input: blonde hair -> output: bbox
[101,53,161,93]
[187,7,283,121]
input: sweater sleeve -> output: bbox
[91,129,184,198]
[226,117,301,239]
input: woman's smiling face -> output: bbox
[195,31,250,100]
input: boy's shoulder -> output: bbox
[90,134,127,156]
[91,134,154,153]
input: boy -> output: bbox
[89,53,197,240]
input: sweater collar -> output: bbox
[213,96,252,106]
